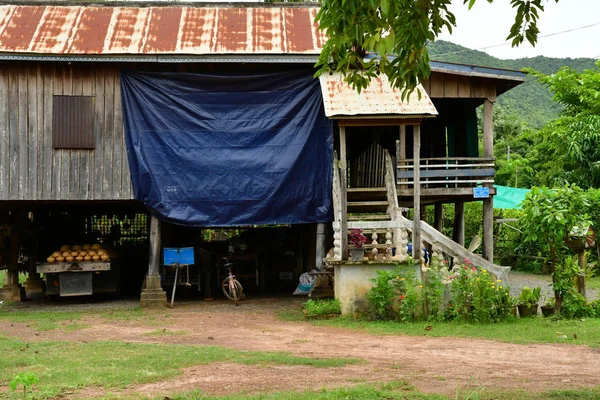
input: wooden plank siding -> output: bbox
[0,62,133,201]
[422,72,496,101]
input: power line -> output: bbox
[430,22,600,58]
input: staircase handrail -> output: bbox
[396,213,511,283]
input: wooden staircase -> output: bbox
[329,150,511,283]
[347,187,389,215]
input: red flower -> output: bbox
[464,258,472,265]
[400,295,405,299]
[472,267,477,271]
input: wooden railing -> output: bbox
[397,157,495,188]
[331,151,344,261]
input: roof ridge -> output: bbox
[0,1,321,8]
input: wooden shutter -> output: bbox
[53,95,95,149]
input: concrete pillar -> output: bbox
[24,273,45,295]
[140,215,167,308]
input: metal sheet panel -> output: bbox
[319,73,438,117]
[59,271,93,296]
[0,5,325,56]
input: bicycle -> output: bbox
[220,257,244,306]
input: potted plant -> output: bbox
[541,297,555,317]
[518,286,541,317]
[367,248,376,261]
[348,229,367,261]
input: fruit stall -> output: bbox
[37,243,117,297]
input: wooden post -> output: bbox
[399,126,406,189]
[339,126,348,259]
[140,215,166,308]
[434,203,443,233]
[577,250,586,297]
[315,223,326,271]
[483,99,494,262]
[412,124,421,261]
[453,202,465,247]
[0,229,24,302]
[25,221,44,294]
[148,215,161,277]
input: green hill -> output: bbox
[427,40,597,128]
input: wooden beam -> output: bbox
[148,215,162,276]
[398,187,497,197]
[339,125,348,259]
[483,99,494,262]
[397,168,495,179]
[338,118,425,127]
[412,124,421,261]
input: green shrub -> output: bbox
[366,263,445,322]
[366,269,397,320]
[561,293,595,319]
[303,299,341,317]
[446,263,516,323]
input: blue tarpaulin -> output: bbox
[121,71,333,227]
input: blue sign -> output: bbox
[473,187,490,199]
[163,247,195,265]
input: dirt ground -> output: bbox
[2,297,600,399]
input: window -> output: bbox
[52,95,95,149]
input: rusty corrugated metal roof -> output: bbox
[0,5,325,55]
[319,73,438,118]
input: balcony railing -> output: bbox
[396,157,495,189]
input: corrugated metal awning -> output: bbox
[319,73,438,118]
[0,4,324,55]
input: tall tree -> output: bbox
[315,0,559,94]
[528,62,600,188]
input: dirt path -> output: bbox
[508,270,599,301]
[2,298,600,398]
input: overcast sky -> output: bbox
[436,0,600,60]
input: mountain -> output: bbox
[427,40,597,129]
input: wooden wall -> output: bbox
[0,62,133,201]
[422,71,497,101]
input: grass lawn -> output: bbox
[0,336,361,399]
[0,307,85,331]
[280,308,600,348]
[304,316,600,347]
[99,382,600,400]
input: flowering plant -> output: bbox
[348,229,367,248]
[446,264,516,322]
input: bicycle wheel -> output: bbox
[230,279,240,306]
[221,278,242,304]
[233,280,244,301]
